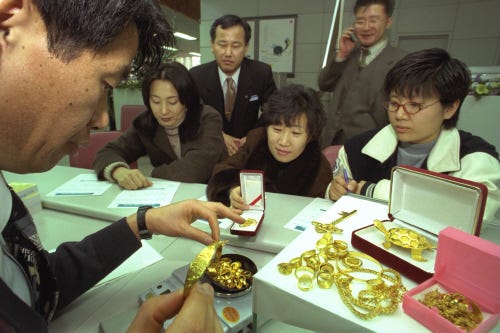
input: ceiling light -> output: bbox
[163,46,178,51]
[174,32,197,41]
[188,52,201,57]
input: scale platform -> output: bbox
[138,264,254,333]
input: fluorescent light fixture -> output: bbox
[174,32,197,41]
[163,46,178,51]
[188,52,201,57]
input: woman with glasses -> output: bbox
[327,48,500,223]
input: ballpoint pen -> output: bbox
[343,168,350,193]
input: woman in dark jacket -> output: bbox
[207,84,332,208]
[94,62,225,189]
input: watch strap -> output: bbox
[137,205,153,239]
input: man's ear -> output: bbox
[0,0,33,52]
[0,0,24,27]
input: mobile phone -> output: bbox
[349,32,359,45]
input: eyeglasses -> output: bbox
[384,100,440,115]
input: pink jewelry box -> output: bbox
[402,226,500,332]
[351,165,487,283]
[230,170,265,236]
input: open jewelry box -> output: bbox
[402,227,500,332]
[230,170,265,236]
[351,165,487,283]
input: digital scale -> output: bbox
[138,264,254,332]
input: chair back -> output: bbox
[69,131,137,170]
[120,105,146,132]
[322,145,342,168]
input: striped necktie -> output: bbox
[225,77,236,121]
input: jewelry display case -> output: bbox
[230,170,265,236]
[351,165,487,283]
[403,227,500,332]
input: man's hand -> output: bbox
[113,167,153,190]
[337,27,357,60]
[222,132,241,156]
[127,283,223,333]
[127,200,245,245]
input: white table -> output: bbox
[5,165,319,253]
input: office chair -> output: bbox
[120,105,146,132]
[70,131,138,170]
[322,145,342,168]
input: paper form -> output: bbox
[107,180,181,208]
[46,173,112,196]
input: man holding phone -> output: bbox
[318,0,407,147]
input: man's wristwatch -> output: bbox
[137,205,153,239]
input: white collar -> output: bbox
[218,66,241,88]
[364,36,388,64]
[362,125,461,172]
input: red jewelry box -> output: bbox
[351,165,487,283]
[403,226,500,332]
[230,170,265,236]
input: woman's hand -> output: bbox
[229,186,248,211]
[113,167,153,190]
[328,173,357,201]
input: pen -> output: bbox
[343,169,350,192]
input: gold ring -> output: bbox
[319,262,335,274]
[289,257,301,268]
[324,244,339,260]
[295,266,315,279]
[317,272,334,289]
[315,232,333,250]
[277,263,293,275]
[297,275,314,291]
[343,255,362,268]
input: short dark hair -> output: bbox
[384,48,471,129]
[33,0,175,78]
[354,0,395,16]
[141,62,203,141]
[209,14,251,44]
[261,84,326,143]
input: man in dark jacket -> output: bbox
[0,1,241,332]
[190,14,276,156]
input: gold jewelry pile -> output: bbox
[277,230,407,319]
[420,289,483,331]
[207,256,253,290]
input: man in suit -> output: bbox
[190,14,276,156]
[318,0,407,147]
[0,1,240,331]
